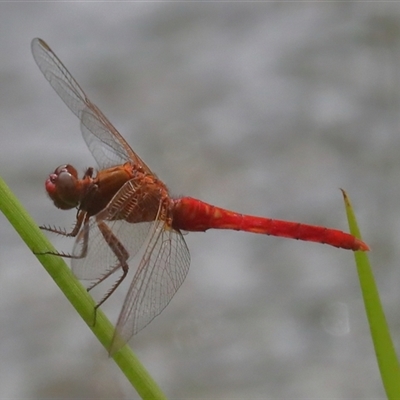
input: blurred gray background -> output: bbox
[0,3,398,398]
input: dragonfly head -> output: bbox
[45,164,81,210]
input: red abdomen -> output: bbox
[171,197,369,251]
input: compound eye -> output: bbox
[54,164,78,179]
[56,169,76,192]
[45,164,80,210]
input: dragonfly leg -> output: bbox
[40,209,87,237]
[88,219,130,311]
[37,212,90,258]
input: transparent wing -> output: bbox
[110,222,190,354]
[31,38,152,172]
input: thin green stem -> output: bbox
[0,176,167,400]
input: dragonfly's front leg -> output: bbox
[38,211,90,259]
[87,219,130,310]
[40,209,87,237]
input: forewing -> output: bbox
[80,109,132,168]
[31,38,88,121]
[110,223,190,354]
[31,38,153,172]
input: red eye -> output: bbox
[45,165,80,210]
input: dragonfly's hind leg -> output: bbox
[88,219,130,310]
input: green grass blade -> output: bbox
[0,176,167,400]
[342,189,400,399]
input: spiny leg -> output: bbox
[41,208,87,236]
[37,211,90,258]
[89,219,130,312]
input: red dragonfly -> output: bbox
[32,38,369,355]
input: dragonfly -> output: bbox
[31,38,369,355]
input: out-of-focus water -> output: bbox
[0,3,398,398]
